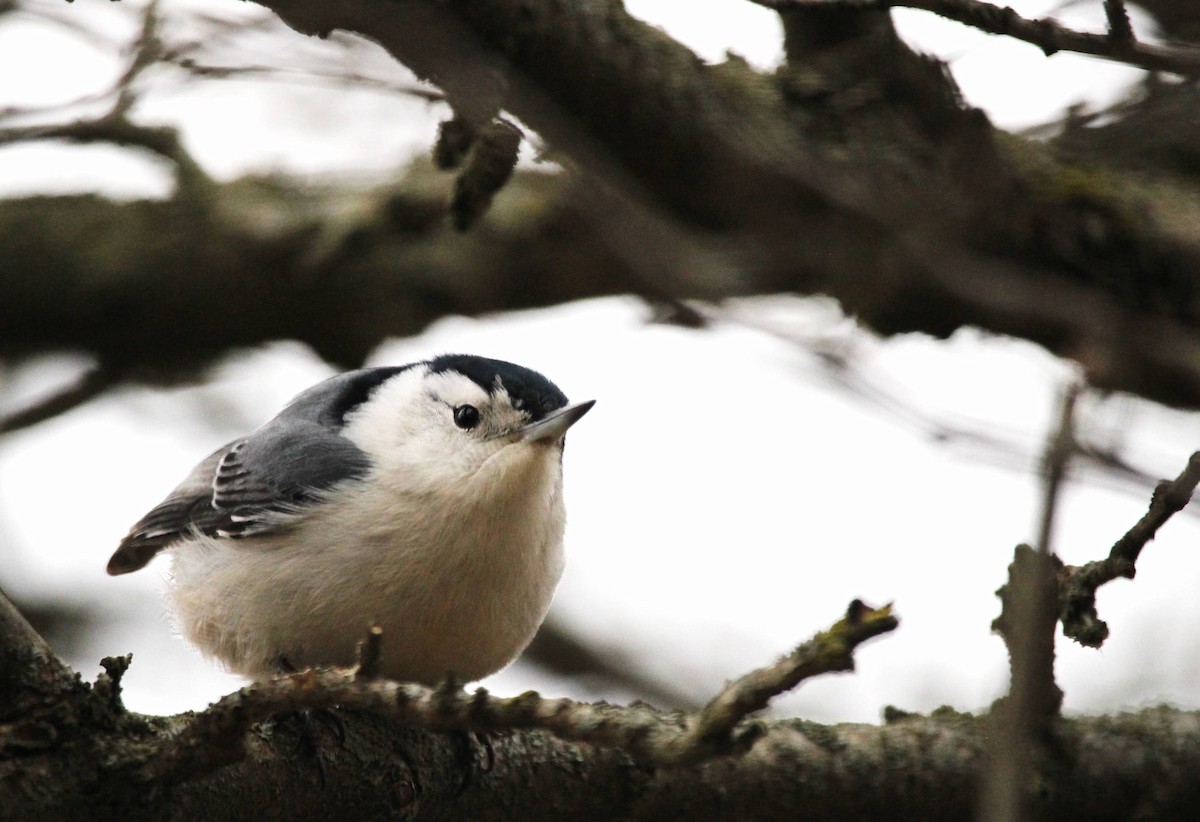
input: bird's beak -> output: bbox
[516,400,596,443]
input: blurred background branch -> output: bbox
[4,0,1200,407]
[754,0,1200,74]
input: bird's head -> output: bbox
[338,355,594,489]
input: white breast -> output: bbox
[168,440,567,684]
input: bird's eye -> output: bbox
[453,404,480,430]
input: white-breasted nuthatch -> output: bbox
[107,355,593,685]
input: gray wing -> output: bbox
[107,421,373,575]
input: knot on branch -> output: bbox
[433,116,524,230]
[355,624,384,681]
[93,654,133,718]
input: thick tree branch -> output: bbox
[136,601,897,784]
[229,0,1200,411]
[7,590,1200,819]
[0,166,633,371]
[1050,74,1200,181]
[0,588,78,704]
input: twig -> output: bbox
[1035,382,1081,555]
[753,0,1200,76]
[355,624,384,681]
[113,0,164,118]
[1102,0,1135,46]
[0,366,119,436]
[135,601,898,783]
[1060,451,1200,647]
[6,0,118,45]
[718,304,1200,521]
[983,384,1077,822]
[0,0,214,192]
[0,113,214,192]
[171,61,445,102]
[676,599,894,759]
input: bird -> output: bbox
[106,354,593,686]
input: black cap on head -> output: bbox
[428,354,568,421]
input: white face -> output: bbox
[339,367,553,489]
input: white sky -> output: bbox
[3,1,1199,724]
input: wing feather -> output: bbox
[107,423,373,575]
[106,366,415,575]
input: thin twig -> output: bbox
[113,0,164,117]
[0,367,119,436]
[753,0,1200,76]
[1036,382,1081,555]
[0,112,215,195]
[718,305,1200,522]
[1060,451,1200,647]
[136,601,898,784]
[172,61,444,102]
[0,0,213,192]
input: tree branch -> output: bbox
[0,587,77,703]
[233,0,1200,414]
[984,384,1078,821]
[137,601,897,783]
[1103,0,1135,46]
[664,599,895,763]
[6,0,1200,409]
[0,365,119,436]
[754,0,1200,75]
[0,0,214,192]
[1060,450,1200,647]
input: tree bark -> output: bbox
[0,166,636,373]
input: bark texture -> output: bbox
[8,684,1200,821]
[1,167,631,372]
